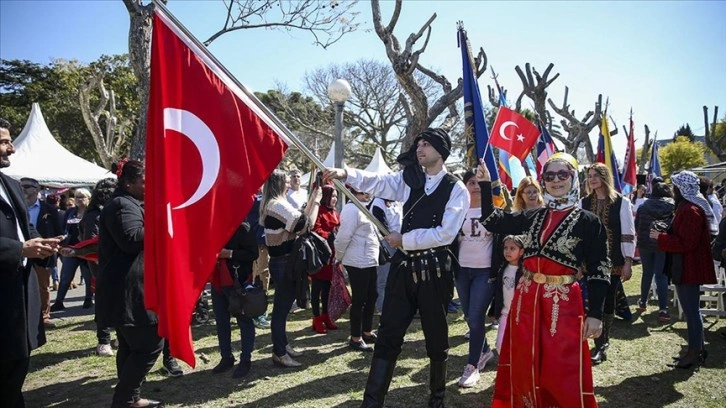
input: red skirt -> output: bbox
[492,279,597,408]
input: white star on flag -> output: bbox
[516,133,525,142]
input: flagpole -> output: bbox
[151,0,392,239]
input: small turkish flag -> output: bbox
[145,8,288,367]
[490,106,540,162]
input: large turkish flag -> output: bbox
[490,106,540,162]
[145,8,288,367]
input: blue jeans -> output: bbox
[675,284,704,351]
[55,255,92,304]
[638,248,670,311]
[455,267,493,366]
[269,255,297,357]
[210,286,255,362]
[51,265,59,282]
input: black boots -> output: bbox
[428,360,447,408]
[591,314,614,365]
[360,358,396,408]
[360,358,447,408]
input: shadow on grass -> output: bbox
[24,376,117,407]
[28,347,94,374]
[596,368,696,407]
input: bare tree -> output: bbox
[204,0,360,47]
[638,124,654,174]
[703,105,724,160]
[486,68,523,110]
[515,63,559,121]
[371,0,487,150]
[79,72,134,169]
[547,87,604,162]
[123,0,360,160]
[304,59,443,166]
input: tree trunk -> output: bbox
[638,124,653,174]
[124,0,158,161]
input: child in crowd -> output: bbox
[495,235,524,351]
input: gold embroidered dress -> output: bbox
[482,203,610,408]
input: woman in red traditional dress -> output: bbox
[477,153,610,408]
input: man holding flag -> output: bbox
[325,128,470,408]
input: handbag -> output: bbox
[289,231,332,278]
[223,265,268,319]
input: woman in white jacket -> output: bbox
[335,185,380,352]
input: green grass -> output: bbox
[24,267,726,407]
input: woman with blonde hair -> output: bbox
[580,162,635,365]
[261,169,321,368]
[512,176,544,212]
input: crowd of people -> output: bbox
[1,116,723,407]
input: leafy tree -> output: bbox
[255,89,333,171]
[659,136,707,176]
[673,123,695,141]
[0,56,139,166]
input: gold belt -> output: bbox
[523,269,577,285]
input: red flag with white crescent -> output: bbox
[490,107,540,162]
[145,8,288,367]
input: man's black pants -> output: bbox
[374,261,454,363]
[0,357,29,408]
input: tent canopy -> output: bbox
[364,147,393,174]
[4,103,115,188]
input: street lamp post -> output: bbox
[327,79,351,170]
[327,79,351,211]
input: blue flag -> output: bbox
[459,26,501,199]
[647,138,662,193]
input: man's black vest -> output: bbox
[402,173,458,245]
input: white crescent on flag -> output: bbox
[499,121,518,141]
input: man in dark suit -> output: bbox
[21,177,64,326]
[0,118,62,407]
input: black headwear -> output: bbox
[396,128,452,189]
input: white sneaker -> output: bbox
[464,329,470,339]
[285,344,303,357]
[458,364,480,388]
[96,344,114,357]
[477,349,495,371]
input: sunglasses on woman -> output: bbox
[543,170,572,182]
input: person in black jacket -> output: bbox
[20,177,64,326]
[0,118,61,408]
[634,181,675,321]
[96,159,162,408]
[209,222,259,378]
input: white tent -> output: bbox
[364,147,394,174]
[4,103,114,187]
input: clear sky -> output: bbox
[2,0,725,159]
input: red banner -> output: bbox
[145,8,288,367]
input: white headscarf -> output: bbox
[542,153,580,211]
[671,171,718,235]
